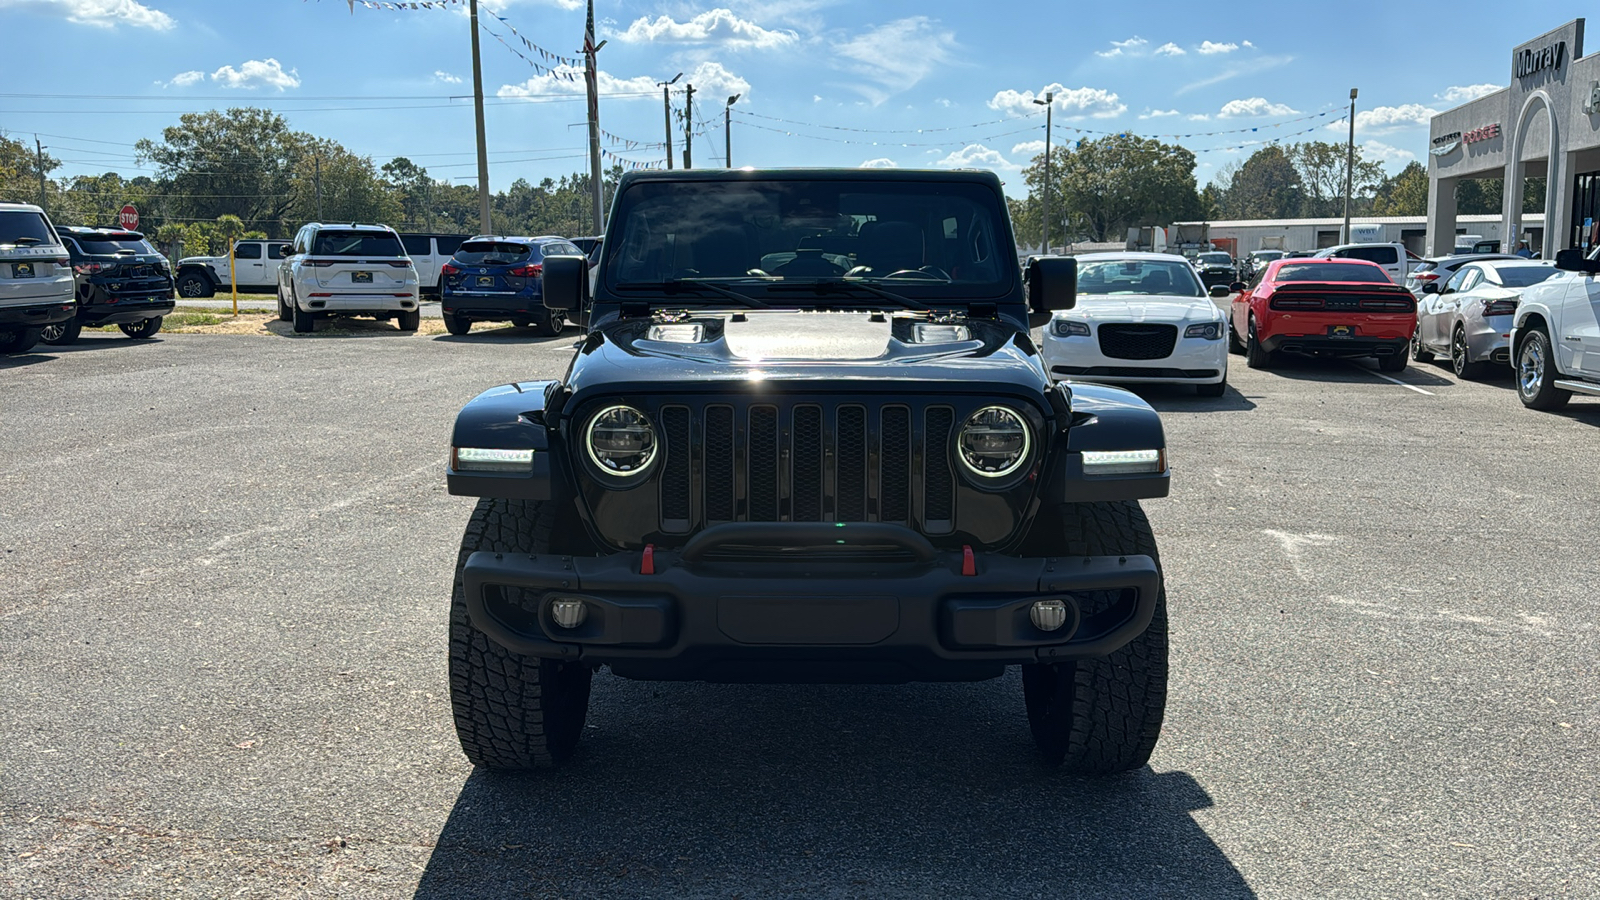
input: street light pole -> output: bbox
[725,94,741,167]
[468,0,492,234]
[1032,91,1054,254]
[1343,87,1358,244]
[683,84,695,168]
[658,73,682,169]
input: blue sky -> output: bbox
[0,0,1583,197]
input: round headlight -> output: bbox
[586,405,656,476]
[958,406,1031,478]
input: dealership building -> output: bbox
[1427,19,1600,257]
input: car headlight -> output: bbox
[1184,322,1223,340]
[586,405,656,476]
[1053,320,1090,337]
[957,406,1031,478]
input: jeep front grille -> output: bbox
[657,401,956,534]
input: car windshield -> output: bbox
[1491,265,1557,288]
[1198,253,1231,264]
[73,233,154,254]
[312,230,405,257]
[1275,262,1390,283]
[455,241,533,265]
[604,178,1012,302]
[1,210,58,247]
[1076,258,1205,298]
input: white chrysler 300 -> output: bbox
[1041,252,1231,397]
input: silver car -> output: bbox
[1404,253,1519,300]
[1413,259,1557,379]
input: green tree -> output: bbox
[1284,141,1386,217]
[1215,146,1305,219]
[1372,161,1428,216]
[135,108,308,236]
[1024,135,1202,242]
[0,132,63,214]
[291,141,399,227]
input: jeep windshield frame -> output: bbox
[596,170,1023,321]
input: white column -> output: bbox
[1427,175,1459,257]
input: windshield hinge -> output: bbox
[619,301,651,319]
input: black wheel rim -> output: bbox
[1452,330,1466,374]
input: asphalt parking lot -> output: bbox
[2,326,1598,899]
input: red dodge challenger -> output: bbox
[1229,257,1418,372]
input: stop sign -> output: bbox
[118,204,139,231]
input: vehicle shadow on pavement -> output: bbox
[430,327,575,343]
[262,320,433,338]
[1113,382,1259,412]
[1252,355,1456,388]
[17,336,164,354]
[0,352,57,369]
[413,677,1256,899]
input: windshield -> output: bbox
[604,179,1012,300]
[312,230,405,257]
[1198,253,1232,265]
[1076,258,1205,297]
[1275,262,1390,284]
[0,210,58,247]
[1492,265,1557,288]
[454,241,533,265]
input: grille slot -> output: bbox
[923,407,955,531]
[704,406,735,522]
[792,405,823,522]
[836,405,867,522]
[660,406,691,530]
[748,406,779,521]
[880,406,911,523]
[1098,323,1178,360]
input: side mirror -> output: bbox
[1208,285,1230,298]
[1228,281,1246,293]
[541,254,589,311]
[1554,247,1596,273]
[1421,282,1440,294]
[1027,256,1076,313]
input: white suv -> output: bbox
[277,223,420,333]
[0,201,76,354]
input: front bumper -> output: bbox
[0,298,77,328]
[1042,331,1226,384]
[461,523,1162,683]
[1198,269,1234,287]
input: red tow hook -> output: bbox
[641,543,655,575]
[961,545,976,576]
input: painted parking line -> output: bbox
[1351,363,1435,395]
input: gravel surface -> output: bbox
[1,326,1597,899]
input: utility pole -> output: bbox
[469,0,492,234]
[659,73,682,169]
[583,0,606,234]
[1343,87,1358,245]
[313,149,325,222]
[1032,91,1054,254]
[34,136,48,214]
[725,94,741,167]
[683,84,695,168]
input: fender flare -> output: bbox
[1047,382,1170,503]
[446,381,559,500]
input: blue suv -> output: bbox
[440,235,583,336]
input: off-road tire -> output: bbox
[1245,316,1274,369]
[176,272,214,299]
[1196,377,1227,398]
[0,326,43,354]
[1377,348,1408,373]
[450,498,593,770]
[40,320,82,345]
[397,309,421,332]
[445,314,471,336]
[536,308,566,337]
[1411,326,1434,363]
[119,318,162,339]
[1516,329,1571,410]
[1451,325,1488,379]
[293,304,315,334]
[1019,500,1168,775]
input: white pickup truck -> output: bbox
[1509,247,1600,409]
[1312,243,1419,286]
[175,239,291,297]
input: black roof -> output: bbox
[615,167,1005,189]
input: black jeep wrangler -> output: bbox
[445,169,1172,774]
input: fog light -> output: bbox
[549,598,588,629]
[1030,599,1069,632]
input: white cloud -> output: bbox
[813,94,822,102]
[834,17,956,105]
[615,9,798,49]
[500,61,748,103]
[210,58,300,91]
[1011,139,1046,156]
[1176,54,1292,94]
[1217,97,1297,117]
[859,157,898,168]
[1188,114,1211,121]
[936,98,952,108]
[1198,40,1239,54]
[935,143,1015,171]
[1242,40,1255,48]
[1353,103,1437,133]
[434,70,462,84]
[988,84,1126,119]
[1437,83,1500,104]
[163,70,204,88]
[1096,35,1147,58]
[1153,42,1185,57]
[0,0,173,29]
[1139,109,1180,119]
[1362,140,1415,163]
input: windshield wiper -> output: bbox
[12,237,42,245]
[620,279,773,309]
[767,280,932,311]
